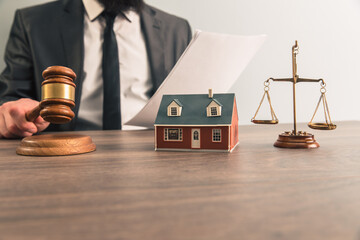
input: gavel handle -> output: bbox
[26,105,42,122]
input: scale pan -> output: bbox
[251,119,279,124]
[308,122,336,130]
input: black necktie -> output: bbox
[102,12,121,130]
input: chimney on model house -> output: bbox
[208,89,213,98]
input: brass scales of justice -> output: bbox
[251,41,336,149]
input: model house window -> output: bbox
[193,131,199,140]
[207,100,222,117]
[167,99,182,116]
[212,129,221,142]
[170,107,178,116]
[164,128,183,141]
[210,107,218,116]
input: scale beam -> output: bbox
[271,78,324,84]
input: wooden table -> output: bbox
[0,121,359,240]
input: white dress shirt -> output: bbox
[78,0,152,130]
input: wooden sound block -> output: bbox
[274,132,320,149]
[16,134,96,156]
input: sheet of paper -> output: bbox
[126,30,266,128]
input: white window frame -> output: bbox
[210,107,218,116]
[164,128,183,141]
[170,107,178,116]
[212,129,221,142]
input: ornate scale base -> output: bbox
[274,131,320,149]
[16,134,96,156]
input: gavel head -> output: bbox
[39,66,76,124]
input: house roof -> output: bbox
[155,93,236,125]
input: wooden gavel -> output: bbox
[17,66,96,156]
[26,66,76,124]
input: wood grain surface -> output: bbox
[0,122,359,240]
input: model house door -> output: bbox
[191,129,200,148]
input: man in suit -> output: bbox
[0,0,192,138]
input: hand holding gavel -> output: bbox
[0,66,76,138]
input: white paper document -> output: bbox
[126,31,266,128]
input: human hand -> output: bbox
[0,98,50,138]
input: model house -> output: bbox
[154,90,239,152]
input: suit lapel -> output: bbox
[60,0,84,129]
[141,5,166,92]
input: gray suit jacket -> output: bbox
[0,0,192,131]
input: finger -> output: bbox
[34,116,50,132]
[0,115,13,138]
[5,108,36,138]
[1,113,20,139]
[9,106,38,134]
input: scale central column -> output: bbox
[273,41,319,149]
[292,76,297,134]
